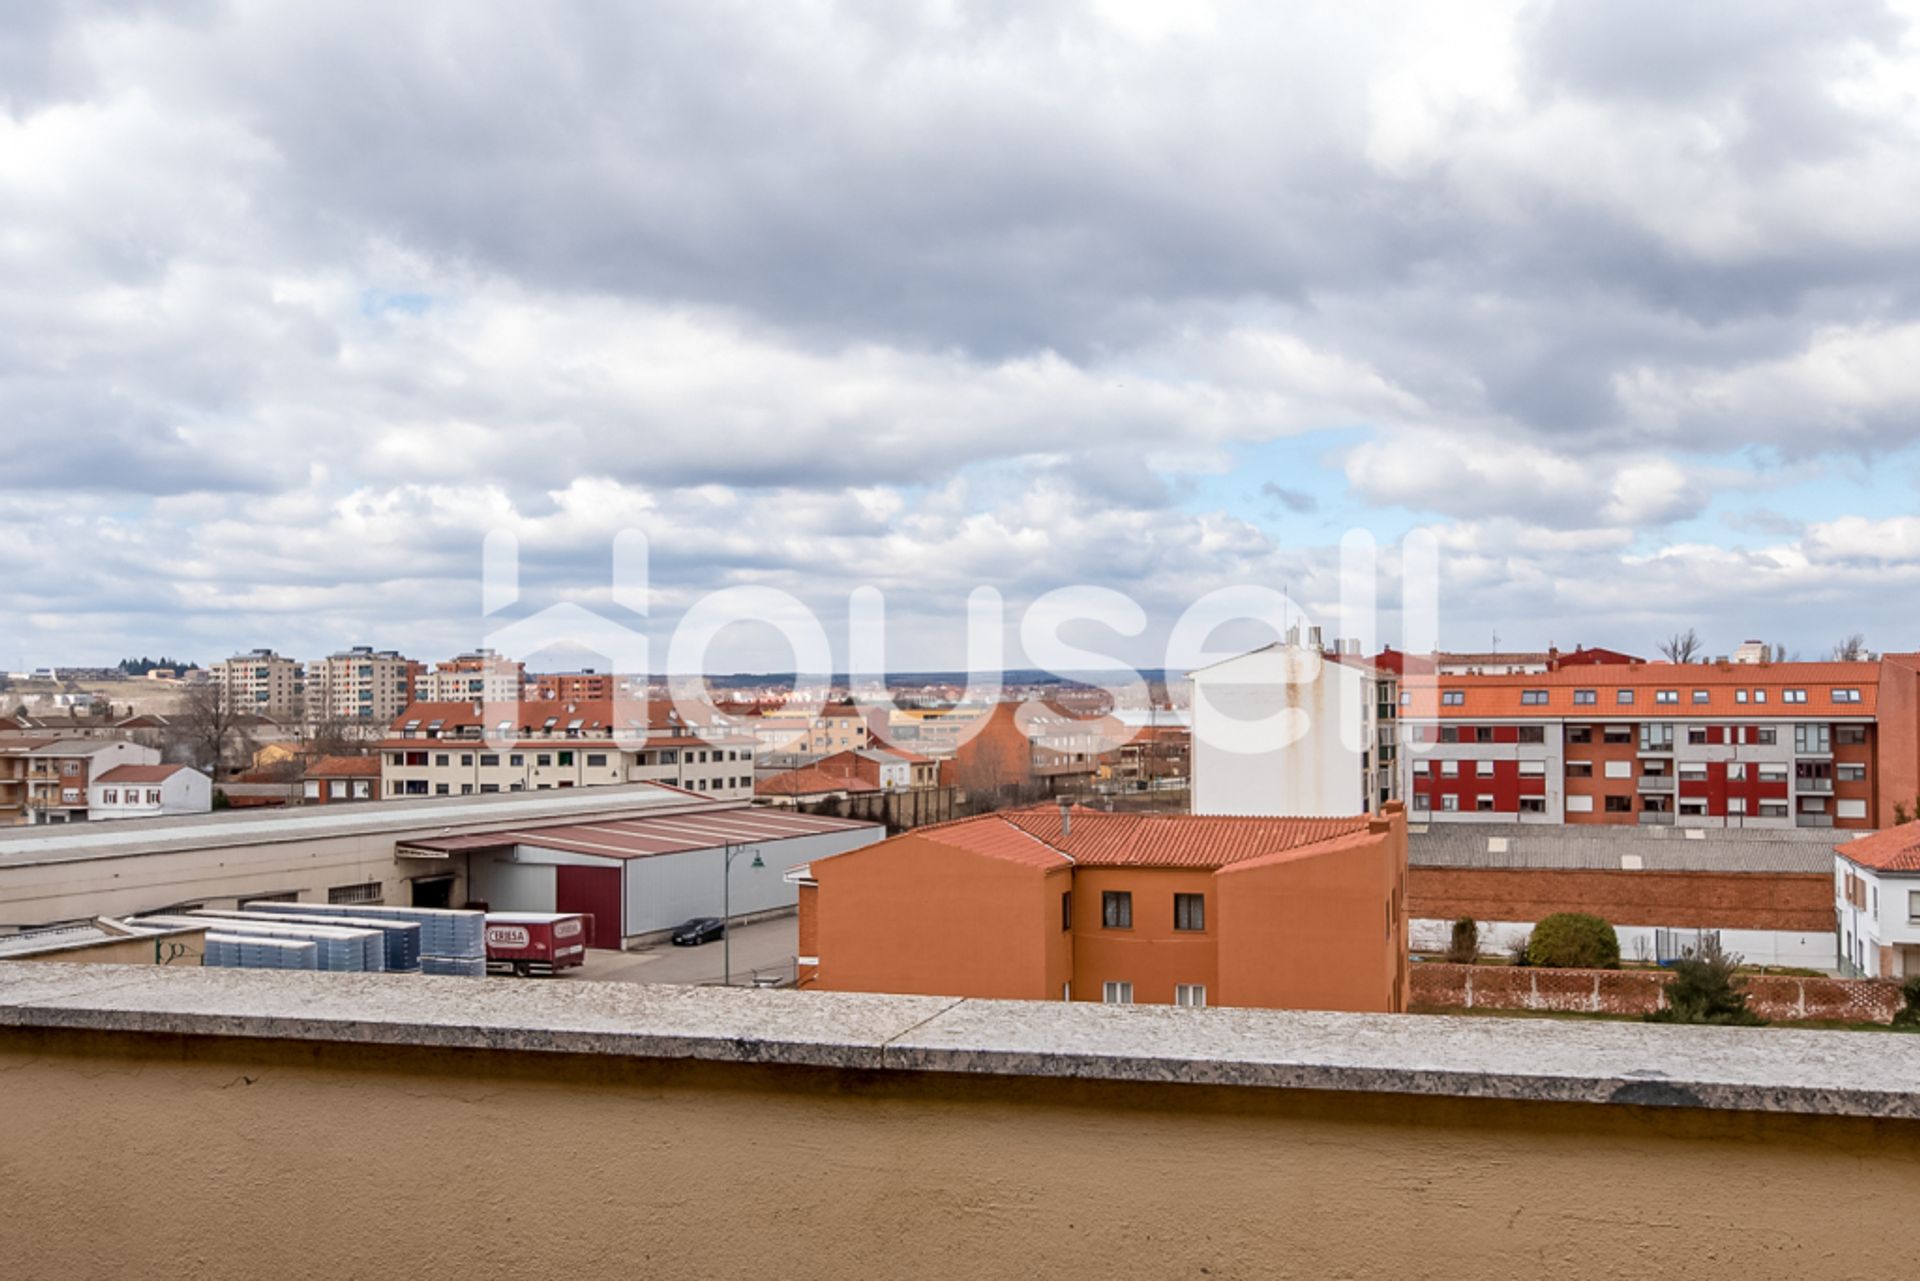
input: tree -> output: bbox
[1892,976,1920,1031]
[1832,633,1868,662]
[1445,917,1480,965]
[1659,629,1703,664]
[1528,913,1621,969]
[1645,938,1765,1026]
[163,681,258,776]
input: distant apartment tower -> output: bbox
[416,650,526,704]
[531,670,614,702]
[1189,638,1398,818]
[305,647,421,726]
[213,650,304,721]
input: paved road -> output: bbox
[559,914,799,986]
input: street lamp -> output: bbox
[722,840,764,987]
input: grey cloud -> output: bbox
[1260,482,1319,515]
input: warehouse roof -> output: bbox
[402,807,880,861]
[1409,822,1841,874]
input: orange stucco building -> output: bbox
[795,803,1408,1013]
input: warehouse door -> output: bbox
[555,864,623,949]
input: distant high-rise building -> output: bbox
[212,650,304,721]
[305,647,420,726]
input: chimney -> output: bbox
[1058,796,1071,837]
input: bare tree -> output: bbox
[1659,628,1704,664]
[163,681,258,776]
[1832,633,1868,662]
[1769,642,1794,663]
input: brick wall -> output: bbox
[1410,962,1903,1025]
[1409,866,1835,932]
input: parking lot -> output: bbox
[559,913,800,986]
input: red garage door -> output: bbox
[555,865,623,949]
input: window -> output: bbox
[1678,763,1708,781]
[586,753,607,767]
[434,754,449,767]
[1640,723,1674,751]
[1521,690,1548,705]
[1604,760,1632,779]
[1440,795,1459,812]
[1566,794,1594,813]
[536,754,552,767]
[1727,763,1746,780]
[1102,891,1133,929]
[1567,761,1593,778]
[1438,727,1460,744]
[1754,727,1777,746]
[1441,691,1464,706]
[1617,689,1635,704]
[328,881,383,905]
[1474,727,1496,744]
[1440,760,1459,776]
[1518,797,1546,814]
[1782,689,1808,704]
[1838,763,1867,782]
[1062,891,1072,931]
[1832,688,1862,704]
[509,753,525,766]
[1605,795,1633,813]
[1836,726,1867,746]
[1687,727,1708,745]
[1517,726,1546,744]
[1411,793,1431,812]
[1518,760,1546,776]
[1735,689,1748,704]
[1692,690,1709,704]
[1656,690,1678,704]
[1573,689,1597,705]
[1477,759,1496,777]
[435,783,450,796]
[1102,981,1133,1005]
[101,789,118,804]
[1794,724,1830,754]
[1175,984,1207,1008]
[1728,797,1746,813]
[1412,760,1431,776]
[479,753,498,767]
[1173,894,1205,932]
[557,751,575,766]
[1603,727,1632,744]
[1475,796,1496,812]
[1909,890,1920,926]
[1753,690,1768,704]
[146,789,161,805]
[1759,802,1789,818]
[1567,727,1592,744]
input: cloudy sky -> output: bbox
[4,0,1920,675]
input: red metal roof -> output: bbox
[400,806,879,861]
[1835,825,1920,873]
[912,806,1375,870]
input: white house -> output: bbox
[1834,824,1920,979]
[87,764,213,822]
[1188,639,1390,818]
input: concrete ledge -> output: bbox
[2,963,1917,1119]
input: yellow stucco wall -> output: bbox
[1,1026,1916,1280]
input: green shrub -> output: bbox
[1893,976,1920,1031]
[1645,938,1765,1026]
[1445,917,1480,965]
[1527,913,1620,969]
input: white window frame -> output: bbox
[1175,984,1207,1009]
[1102,981,1133,1005]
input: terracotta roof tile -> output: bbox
[1836,824,1920,873]
[911,805,1375,870]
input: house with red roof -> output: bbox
[1834,822,1920,980]
[793,801,1408,1013]
[302,755,382,804]
[87,763,211,821]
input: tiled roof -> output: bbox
[93,764,193,785]
[1835,824,1920,873]
[306,755,382,778]
[914,806,1374,870]
[756,768,883,797]
[1406,660,1883,718]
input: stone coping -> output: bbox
[2,963,1916,1119]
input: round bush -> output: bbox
[1527,913,1621,969]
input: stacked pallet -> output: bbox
[248,903,485,977]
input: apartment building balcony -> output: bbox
[1795,776,1835,794]
[1796,813,1836,829]
[1637,810,1676,825]
[2,964,1916,1279]
[1636,774,1676,793]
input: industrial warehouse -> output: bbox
[0,784,883,953]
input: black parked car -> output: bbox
[671,917,726,946]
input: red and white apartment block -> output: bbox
[1399,655,1920,831]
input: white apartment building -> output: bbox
[87,764,212,821]
[1835,826,1920,980]
[213,650,304,721]
[415,650,526,704]
[305,647,419,727]
[379,701,756,802]
[1188,640,1396,818]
